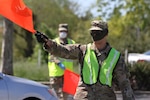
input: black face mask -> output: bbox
[90,30,108,41]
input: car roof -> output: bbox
[143,50,150,55]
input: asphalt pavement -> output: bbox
[116,91,150,100]
[41,82,150,100]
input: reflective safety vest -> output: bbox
[82,43,120,87]
[48,38,75,77]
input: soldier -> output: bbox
[48,23,75,100]
[35,20,135,100]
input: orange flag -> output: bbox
[63,69,79,95]
[0,0,35,33]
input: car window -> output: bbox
[143,51,150,55]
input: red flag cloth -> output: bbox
[0,0,35,33]
[63,69,79,95]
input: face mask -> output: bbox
[90,30,108,41]
[59,32,67,39]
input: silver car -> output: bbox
[0,72,58,100]
[128,50,150,64]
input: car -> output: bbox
[128,50,150,64]
[0,72,58,100]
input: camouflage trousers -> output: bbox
[74,79,116,100]
[50,76,74,100]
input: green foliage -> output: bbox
[12,0,88,62]
[128,62,150,90]
[40,23,56,39]
[98,0,150,54]
[73,20,92,44]
[13,59,80,81]
[13,60,49,81]
[1,0,150,88]
[0,0,149,62]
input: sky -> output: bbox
[75,0,96,10]
[71,0,99,17]
[70,0,123,19]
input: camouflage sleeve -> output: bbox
[48,54,61,64]
[114,55,135,100]
[44,39,81,60]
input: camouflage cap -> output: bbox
[89,20,108,31]
[58,23,68,31]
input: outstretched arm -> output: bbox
[44,39,80,59]
[35,31,81,60]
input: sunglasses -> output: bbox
[90,30,103,36]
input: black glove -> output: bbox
[35,31,48,43]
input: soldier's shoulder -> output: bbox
[79,44,87,51]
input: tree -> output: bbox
[96,0,150,53]
[111,0,150,53]
[0,18,13,75]
[23,0,90,62]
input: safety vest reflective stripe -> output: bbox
[100,48,120,86]
[83,44,99,84]
[82,43,120,86]
[48,38,75,77]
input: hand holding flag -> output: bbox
[1,0,80,94]
[35,31,49,43]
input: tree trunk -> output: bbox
[0,18,13,75]
[24,30,34,57]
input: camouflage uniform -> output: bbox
[48,24,74,100]
[44,41,135,100]
[49,76,64,99]
[49,38,75,100]
[41,20,135,100]
[50,75,72,100]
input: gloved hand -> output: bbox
[57,62,66,70]
[35,31,48,43]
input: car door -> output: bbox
[0,73,8,100]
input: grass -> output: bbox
[13,60,49,81]
[13,60,80,81]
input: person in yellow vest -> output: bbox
[35,20,135,100]
[48,23,75,100]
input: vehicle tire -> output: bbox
[23,97,41,100]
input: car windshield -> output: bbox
[143,50,150,55]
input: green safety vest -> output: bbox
[48,38,75,77]
[82,43,120,87]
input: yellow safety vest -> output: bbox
[48,38,75,77]
[82,43,120,87]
